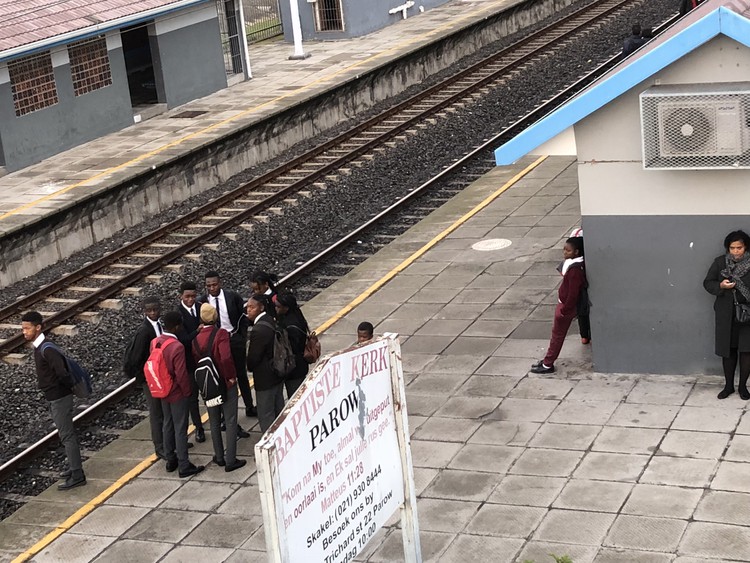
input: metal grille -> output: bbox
[641,83,750,170]
[216,0,243,75]
[68,36,112,97]
[315,0,344,32]
[8,52,59,117]
[245,0,283,43]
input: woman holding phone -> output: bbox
[704,230,750,399]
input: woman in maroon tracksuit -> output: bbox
[531,237,587,374]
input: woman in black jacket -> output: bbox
[274,291,310,398]
[704,230,750,399]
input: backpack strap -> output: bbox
[194,327,219,359]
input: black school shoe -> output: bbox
[58,473,86,490]
[225,459,247,473]
[237,426,250,439]
[179,463,205,478]
[530,361,555,374]
[166,459,178,472]
[246,406,258,417]
[195,427,206,443]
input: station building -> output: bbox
[494,0,750,375]
[279,0,451,41]
[0,0,249,172]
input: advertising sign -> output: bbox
[256,335,420,562]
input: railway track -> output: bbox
[0,0,679,488]
[0,0,645,356]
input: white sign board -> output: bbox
[256,335,421,562]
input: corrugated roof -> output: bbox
[0,0,205,56]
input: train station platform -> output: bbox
[0,0,562,287]
[5,154,743,562]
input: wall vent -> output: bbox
[640,82,750,170]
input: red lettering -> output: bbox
[378,346,388,371]
[368,349,379,375]
[350,354,361,381]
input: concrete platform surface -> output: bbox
[5,155,744,562]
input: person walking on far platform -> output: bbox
[622,23,646,57]
[531,237,587,374]
[21,311,86,490]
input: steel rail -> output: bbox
[0,10,682,486]
[0,0,642,357]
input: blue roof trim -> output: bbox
[0,0,210,64]
[493,8,742,165]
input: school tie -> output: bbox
[155,322,162,336]
[214,297,221,327]
[191,306,197,319]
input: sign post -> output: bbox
[256,335,421,562]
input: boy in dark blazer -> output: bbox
[176,281,205,442]
[123,296,165,459]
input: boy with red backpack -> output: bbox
[146,310,204,477]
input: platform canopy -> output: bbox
[493,0,750,165]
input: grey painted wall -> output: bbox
[584,215,747,375]
[150,18,227,107]
[280,0,451,41]
[0,47,133,171]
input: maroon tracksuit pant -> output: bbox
[543,303,577,366]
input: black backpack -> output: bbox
[258,318,296,379]
[192,328,226,407]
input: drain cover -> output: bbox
[472,238,512,251]
[171,110,208,119]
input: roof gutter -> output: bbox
[0,0,210,64]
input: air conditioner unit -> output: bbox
[640,82,750,170]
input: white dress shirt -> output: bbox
[212,290,233,332]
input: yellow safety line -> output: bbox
[12,412,209,563]
[314,154,548,334]
[0,2,501,223]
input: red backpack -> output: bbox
[144,337,178,399]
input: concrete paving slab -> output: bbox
[410,440,463,469]
[657,429,729,459]
[448,443,523,473]
[434,396,501,419]
[182,514,261,548]
[685,384,746,408]
[369,529,454,562]
[216,486,264,519]
[509,448,584,477]
[529,423,602,450]
[724,434,750,461]
[622,484,703,519]
[104,478,184,508]
[403,393,450,416]
[474,357,534,377]
[91,539,172,562]
[31,534,115,563]
[626,379,694,405]
[469,421,541,446]
[493,398,559,422]
[408,373,470,396]
[160,545,235,563]
[457,375,520,398]
[566,379,636,403]
[425,354,487,374]
[422,469,502,501]
[640,457,717,488]
[552,479,632,513]
[592,427,666,455]
[607,403,680,429]
[3,500,84,527]
[413,417,481,443]
[69,505,149,537]
[433,303,490,320]
[672,406,743,433]
[534,509,617,545]
[466,503,546,537]
[604,514,687,552]
[442,336,503,355]
[123,509,208,543]
[574,452,650,482]
[439,534,525,563]
[694,490,750,526]
[518,541,597,563]
[414,498,480,533]
[489,474,566,507]
[160,481,239,512]
[400,335,455,354]
[710,460,750,493]
[593,549,673,563]
[679,521,750,560]
[548,400,619,426]
[509,378,574,400]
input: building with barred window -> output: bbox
[0,0,250,171]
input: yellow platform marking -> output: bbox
[0,1,503,224]
[11,154,546,562]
